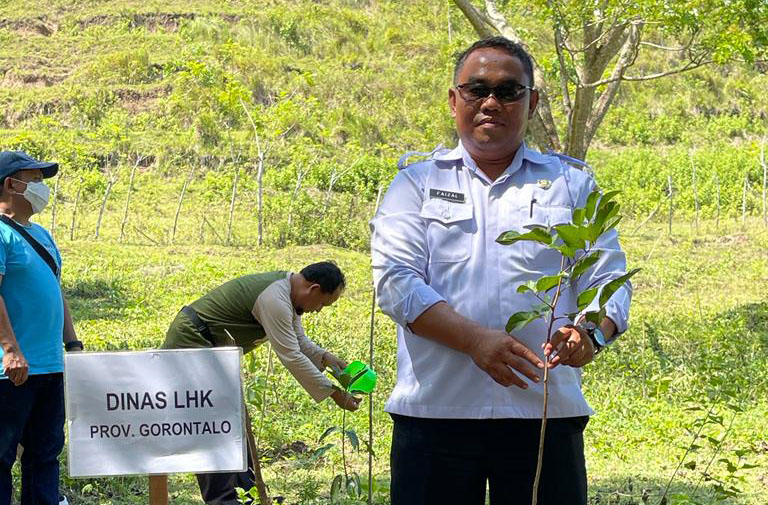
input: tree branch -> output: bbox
[582,57,712,88]
[590,22,632,75]
[547,1,573,118]
[639,41,687,51]
[585,23,641,148]
[451,0,495,38]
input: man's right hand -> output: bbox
[468,329,544,388]
[330,389,361,412]
[2,348,29,386]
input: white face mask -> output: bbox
[9,179,50,214]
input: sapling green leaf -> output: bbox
[506,309,547,332]
[595,201,619,230]
[517,280,538,294]
[570,251,602,279]
[319,426,341,443]
[577,287,599,311]
[311,443,335,460]
[572,207,586,225]
[346,472,362,498]
[344,429,360,451]
[584,307,606,325]
[604,215,622,232]
[585,190,600,220]
[553,224,587,250]
[598,268,641,306]
[551,244,578,258]
[496,228,553,246]
[362,439,376,457]
[330,475,343,503]
[598,189,621,206]
[536,274,566,293]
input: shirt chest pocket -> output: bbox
[509,204,573,267]
[420,199,474,263]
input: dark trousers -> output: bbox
[0,374,65,505]
[196,445,256,505]
[390,414,589,505]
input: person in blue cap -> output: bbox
[0,151,82,505]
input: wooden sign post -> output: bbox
[149,475,168,505]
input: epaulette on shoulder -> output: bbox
[397,145,447,170]
[546,150,594,175]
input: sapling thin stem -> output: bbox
[341,405,349,482]
[531,255,566,505]
[691,411,737,499]
[658,402,718,505]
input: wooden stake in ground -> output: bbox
[69,177,83,241]
[244,404,271,505]
[120,155,142,243]
[715,173,721,232]
[667,175,674,236]
[227,167,240,245]
[761,136,766,228]
[148,475,168,505]
[95,159,118,240]
[49,174,61,238]
[690,151,699,232]
[742,173,749,227]
[171,166,195,244]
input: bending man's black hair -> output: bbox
[301,261,346,293]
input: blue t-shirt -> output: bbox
[0,220,64,377]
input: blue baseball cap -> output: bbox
[0,151,59,184]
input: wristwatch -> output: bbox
[576,322,607,354]
[64,340,84,351]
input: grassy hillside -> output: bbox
[0,0,766,252]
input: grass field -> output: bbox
[7,217,765,505]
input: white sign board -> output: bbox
[65,348,246,477]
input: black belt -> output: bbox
[181,305,216,347]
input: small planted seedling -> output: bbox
[320,361,377,503]
[496,188,639,505]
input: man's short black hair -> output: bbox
[454,36,535,87]
[301,261,346,293]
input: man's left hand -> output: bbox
[322,351,348,371]
[544,325,594,368]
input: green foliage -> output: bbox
[497,189,639,334]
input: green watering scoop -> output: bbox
[330,360,377,394]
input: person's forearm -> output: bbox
[600,317,617,340]
[62,298,77,343]
[0,295,21,353]
[409,301,483,354]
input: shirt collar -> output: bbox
[436,141,549,180]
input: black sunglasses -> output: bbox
[455,81,534,105]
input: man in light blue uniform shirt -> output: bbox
[371,37,632,504]
[0,151,81,505]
